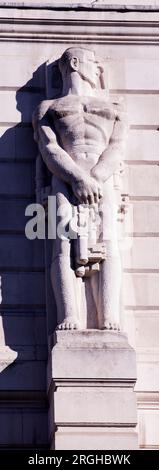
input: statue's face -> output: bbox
[78,50,100,88]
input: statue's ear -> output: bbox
[70,56,79,71]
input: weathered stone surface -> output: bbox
[124,273,159,307]
[49,330,137,449]
[126,130,159,162]
[51,330,136,380]
[56,427,138,450]
[126,95,159,126]
[0,1,158,7]
[130,202,159,233]
[33,47,128,331]
[55,388,136,424]
[124,165,159,197]
[123,238,159,270]
[138,398,159,449]
[0,2,158,450]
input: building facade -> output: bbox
[0,0,159,449]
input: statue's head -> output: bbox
[58,47,102,89]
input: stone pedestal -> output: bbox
[47,330,138,449]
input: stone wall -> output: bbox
[0,1,159,449]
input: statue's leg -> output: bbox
[97,178,122,330]
[50,176,80,330]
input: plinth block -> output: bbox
[48,330,138,450]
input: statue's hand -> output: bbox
[72,175,103,204]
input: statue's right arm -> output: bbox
[32,103,83,186]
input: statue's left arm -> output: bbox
[91,107,128,183]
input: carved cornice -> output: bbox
[0,2,159,12]
[0,8,159,43]
[137,392,159,409]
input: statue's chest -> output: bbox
[49,100,116,124]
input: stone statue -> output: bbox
[32,47,128,331]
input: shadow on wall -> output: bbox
[0,63,57,448]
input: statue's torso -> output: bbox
[48,95,118,171]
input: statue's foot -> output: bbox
[101,321,120,331]
[57,317,80,330]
